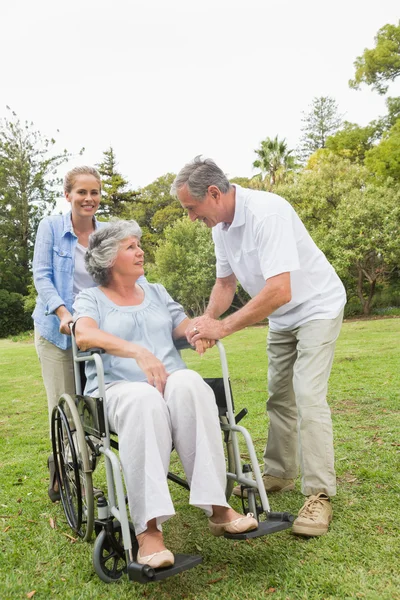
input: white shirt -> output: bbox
[73,243,96,300]
[212,185,346,331]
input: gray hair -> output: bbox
[171,155,231,201]
[85,219,142,286]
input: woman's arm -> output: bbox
[33,218,70,328]
[75,317,169,394]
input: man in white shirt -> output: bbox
[171,156,346,537]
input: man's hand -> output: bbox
[186,315,226,345]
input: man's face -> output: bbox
[177,184,221,228]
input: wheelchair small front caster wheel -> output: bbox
[93,520,138,583]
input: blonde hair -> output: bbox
[63,166,101,194]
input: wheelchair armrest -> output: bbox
[174,337,193,351]
[77,347,106,357]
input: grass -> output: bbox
[0,319,399,600]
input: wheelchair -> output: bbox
[51,333,294,584]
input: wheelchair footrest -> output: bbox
[127,554,202,583]
[224,512,295,540]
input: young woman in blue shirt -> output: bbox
[32,165,103,501]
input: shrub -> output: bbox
[0,289,32,338]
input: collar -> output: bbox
[61,211,98,237]
[221,185,245,231]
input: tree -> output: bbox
[0,108,70,295]
[324,96,400,163]
[123,173,185,264]
[275,151,368,250]
[149,217,216,315]
[325,121,378,163]
[327,183,400,314]
[96,147,139,217]
[364,119,400,180]
[349,22,400,94]
[253,135,298,188]
[298,97,342,162]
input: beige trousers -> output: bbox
[34,327,75,437]
[263,310,344,497]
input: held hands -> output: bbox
[135,348,169,395]
[185,315,225,348]
[193,338,216,355]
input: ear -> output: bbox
[208,185,220,201]
[65,191,71,204]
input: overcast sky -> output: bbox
[1,0,400,199]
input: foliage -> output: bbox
[0,289,32,337]
[23,281,38,315]
[124,173,185,264]
[364,119,400,180]
[229,176,267,190]
[96,147,139,217]
[150,217,215,315]
[349,21,400,94]
[274,155,400,314]
[275,152,368,248]
[252,135,298,188]
[0,108,70,295]
[298,96,342,162]
[1,322,400,598]
[325,182,400,314]
[377,95,400,131]
[325,121,379,162]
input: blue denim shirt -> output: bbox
[32,212,146,350]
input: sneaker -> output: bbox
[232,475,295,498]
[292,493,332,537]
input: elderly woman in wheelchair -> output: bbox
[72,219,257,570]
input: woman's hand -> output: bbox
[135,348,169,395]
[56,306,73,335]
[194,338,216,355]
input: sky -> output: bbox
[1,0,400,202]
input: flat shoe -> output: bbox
[137,549,174,569]
[208,513,258,537]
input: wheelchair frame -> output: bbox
[51,334,293,584]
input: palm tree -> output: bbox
[253,136,298,187]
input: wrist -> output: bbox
[219,318,232,338]
[55,305,69,319]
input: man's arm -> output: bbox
[188,272,291,343]
[204,274,237,319]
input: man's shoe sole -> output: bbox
[292,524,329,536]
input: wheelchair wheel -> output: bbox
[93,521,138,583]
[51,393,94,542]
[221,416,235,500]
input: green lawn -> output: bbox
[0,319,399,600]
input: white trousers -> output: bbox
[34,327,75,438]
[105,369,229,535]
[263,310,344,497]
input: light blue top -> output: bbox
[73,283,187,395]
[32,212,145,350]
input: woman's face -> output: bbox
[65,174,101,218]
[112,236,145,280]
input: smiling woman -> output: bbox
[72,218,258,568]
[32,166,106,501]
